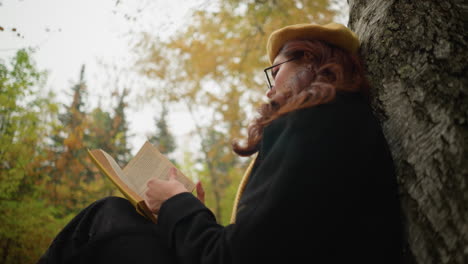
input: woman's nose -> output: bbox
[266,86,275,98]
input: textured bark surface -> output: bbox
[348,1,468,263]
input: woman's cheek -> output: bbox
[294,66,314,89]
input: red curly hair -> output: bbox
[232,39,370,157]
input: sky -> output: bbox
[0,0,349,159]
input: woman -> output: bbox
[38,23,404,264]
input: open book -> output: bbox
[87,141,195,223]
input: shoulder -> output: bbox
[287,91,375,131]
[262,91,380,154]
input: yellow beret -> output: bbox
[266,22,360,64]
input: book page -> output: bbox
[88,149,142,205]
[123,141,195,198]
[101,151,139,192]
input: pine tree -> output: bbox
[47,65,97,214]
[110,88,132,166]
[148,105,176,161]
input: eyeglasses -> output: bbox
[263,56,301,90]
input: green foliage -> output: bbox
[0,49,66,264]
[0,199,73,264]
[0,49,50,199]
[0,51,133,262]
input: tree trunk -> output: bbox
[348,1,468,263]
[1,238,11,264]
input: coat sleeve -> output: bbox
[157,98,392,263]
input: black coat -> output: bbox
[157,91,404,263]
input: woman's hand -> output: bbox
[144,167,206,213]
[145,167,188,213]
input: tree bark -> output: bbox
[348,1,468,263]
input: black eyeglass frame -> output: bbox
[263,56,301,90]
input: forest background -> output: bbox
[0,0,349,263]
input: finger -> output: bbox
[169,167,177,180]
[196,181,205,203]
